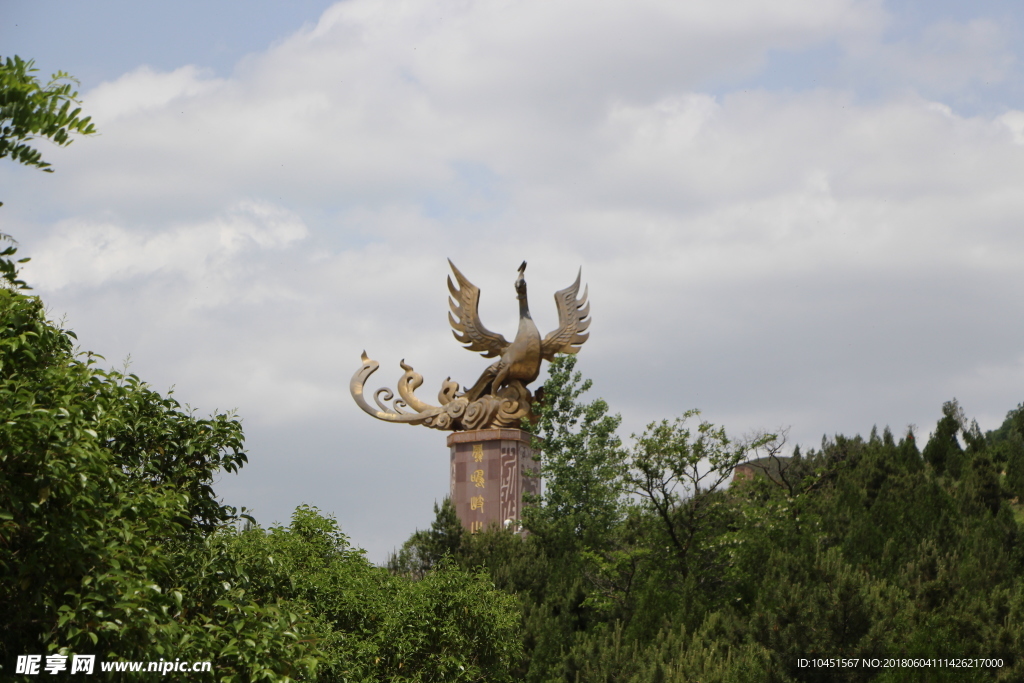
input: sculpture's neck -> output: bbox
[518,289,532,319]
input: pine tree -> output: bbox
[923,400,965,477]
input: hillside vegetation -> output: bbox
[392,356,1024,682]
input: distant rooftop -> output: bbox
[732,456,793,483]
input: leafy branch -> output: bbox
[1,55,96,174]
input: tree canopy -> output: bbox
[393,369,1024,682]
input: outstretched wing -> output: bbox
[541,268,590,360]
[447,259,509,358]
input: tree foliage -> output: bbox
[387,497,466,580]
[393,360,1024,682]
[223,505,522,682]
[0,244,319,680]
[524,354,626,547]
[0,55,96,175]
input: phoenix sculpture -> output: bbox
[351,260,590,431]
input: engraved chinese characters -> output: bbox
[449,429,540,533]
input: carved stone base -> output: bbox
[448,428,541,534]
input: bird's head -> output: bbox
[515,261,527,299]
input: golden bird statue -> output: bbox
[351,260,590,431]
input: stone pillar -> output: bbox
[447,428,541,534]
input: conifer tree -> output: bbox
[923,400,965,476]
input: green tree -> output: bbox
[987,404,1024,500]
[524,354,626,548]
[625,411,775,579]
[226,505,523,682]
[1,55,96,176]
[0,247,318,680]
[923,399,966,477]
[387,497,466,579]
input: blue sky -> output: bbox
[4,0,1024,562]
[4,1,337,85]
[8,0,1024,114]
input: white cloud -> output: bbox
[25,200,307,291]
[85,65,225,122]
[1001,110,1024,145]
[50,0,885,215]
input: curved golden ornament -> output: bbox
[351,352,536,432]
